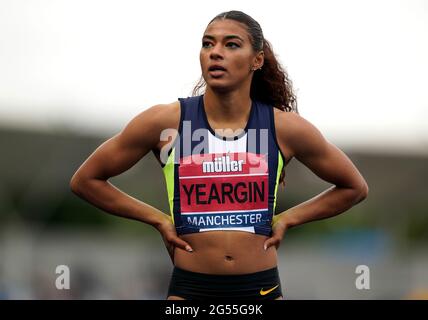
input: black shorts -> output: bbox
[167,266,283,300]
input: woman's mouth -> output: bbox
[208,65,227,77]
[209,69,226,77]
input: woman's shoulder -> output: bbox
[138,100,181,131]
[273,107,320,138]
[120,101,181,152]
[146,100,181,118]
[273,107,325,161]
[273,105,334,166]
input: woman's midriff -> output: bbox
[173,231,278,274]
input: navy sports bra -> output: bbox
[161,94,285,236]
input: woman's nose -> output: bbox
[209,44,224,60]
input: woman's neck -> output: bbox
[203,88,252,125]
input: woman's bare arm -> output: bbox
[69,102,193,254]
[265,111,369,249]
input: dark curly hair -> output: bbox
[192,10,298,114]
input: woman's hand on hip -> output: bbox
[263,214,289,250]
[156,216,193,263]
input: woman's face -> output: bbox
[200,19,263,92]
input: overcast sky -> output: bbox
[0,0,427,154]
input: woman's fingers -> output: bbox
[158,218,193,252]
[264,222,287,250]
[263,235,281,250]
[167,234,193,252]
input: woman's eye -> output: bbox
[202,42,240,48]
[226,42,240,48]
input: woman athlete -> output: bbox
[70,11,368,300]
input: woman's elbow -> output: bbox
[355,180,369,203]
[69,173,85,196]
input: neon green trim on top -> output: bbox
[272,150,284,224]
[162,148,175,225]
